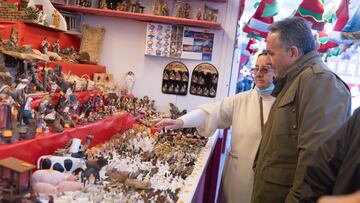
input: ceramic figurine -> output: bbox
[40,37,50,54]
[175,1,191,19]
[203,87,209,96]
[81,157,108,185]
[52,10,61,29]
[174,84,180,94]
[99,0,107,9]
[125,71,135,95]
[212,74,218,84]
[203,4,218,22]
[163,71,169,80]
[162,83,168,92]
[175,71,181,81]
[131,1,145,13]
[151,0,160,15]
[210,86,216,96]
[190,85,196,94]
[160,1,169,16]
[168,83,174,92]
[182,72,188,82]
[196,8,202,20]
[169,70,175,80]
[180,84,186,93]
[29,62,44,91]
[37,10,47,25]
[3,27,19,51]
[52,39,60,54]
[22,97,33,125]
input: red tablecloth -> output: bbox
[0,113,134,165]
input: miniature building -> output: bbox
[0,157,36,201]
[60,11,83,33]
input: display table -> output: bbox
[0,113,134,165]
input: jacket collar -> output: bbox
[271,50,322,97]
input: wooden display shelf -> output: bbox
[54,4,222,29]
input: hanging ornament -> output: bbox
[243,0,279,38]
[294,0,326,31]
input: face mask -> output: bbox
[255,83,275,97]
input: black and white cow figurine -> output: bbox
[37,155,87,174]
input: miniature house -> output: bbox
[60,11,83,34]
[0,157,36,201]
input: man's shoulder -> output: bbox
[300,62,331,76]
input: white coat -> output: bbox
[182,89,275,203]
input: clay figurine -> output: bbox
[52,39,60,54]
[52,10,60,29]
[40,37,49,54]
[81,157,108,185]
[125,71,135,95]
[160,1,169,16]
[99,0,107,9]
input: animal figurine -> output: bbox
[81,157,108,185]
[37,155,87,174]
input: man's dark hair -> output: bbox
[268,17,316,55]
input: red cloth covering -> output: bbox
[29,90,103,110]
[0,21,81,51]
[0,113,134,165]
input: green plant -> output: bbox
[25,6,40,21]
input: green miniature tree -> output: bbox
[25,6,40,21]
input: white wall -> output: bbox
[83,0,240,112]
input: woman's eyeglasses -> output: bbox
[251,67,272,75]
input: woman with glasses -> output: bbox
[154,50,276,203]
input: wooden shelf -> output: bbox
[54,4,222,29]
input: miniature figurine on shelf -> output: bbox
[40,37,50,54]
[196,8,202,20]
[203,4,218,22]
[52,10,61,29]
[175,1,191,19]
[29,62,44,91]
[37,10,47,25]
[152,0,169,16]
[160,1,169,16]
[3,28,19,51]
[152,0,161,15]
[125,71,136,95]
[52,39,60,54]
[117,0,130,11]
[22,97,33,125]
[131,1,145,13]
[99,0,108,9]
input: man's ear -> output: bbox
[289,46,301,59]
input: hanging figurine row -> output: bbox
[161,61,218,97]
[190,63,218,98]
[162,61,189,95]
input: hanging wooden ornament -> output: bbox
[161,61,189,96]
[190,63,218,98]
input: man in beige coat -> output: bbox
[251,17,351,203]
